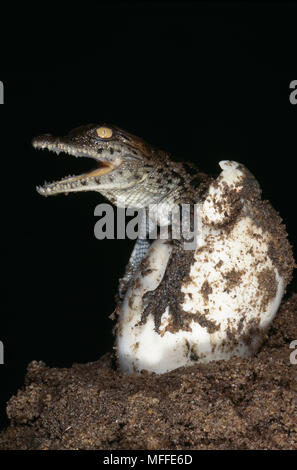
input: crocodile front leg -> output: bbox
[117,214,160,301]
[117,237,152,301]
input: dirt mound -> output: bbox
[0,295,296,450]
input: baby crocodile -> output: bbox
[34,124,294,374]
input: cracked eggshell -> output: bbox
[117,161,287,374]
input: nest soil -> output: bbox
[0,294,296,450]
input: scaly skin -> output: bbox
[33,124,210,298]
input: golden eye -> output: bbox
[96,127,113,139]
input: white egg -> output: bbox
[116,161,293,374]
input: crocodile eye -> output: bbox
[96,127,113,139]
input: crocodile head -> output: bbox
[33,124,168,205]
[34,123,209,209]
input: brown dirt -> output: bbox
[0,294,296,450]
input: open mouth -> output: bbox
[33,136,121,196]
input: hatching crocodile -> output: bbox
[33,124,294,374]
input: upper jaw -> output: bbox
[32,134,122,162]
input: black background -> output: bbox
[0,2,297,430]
